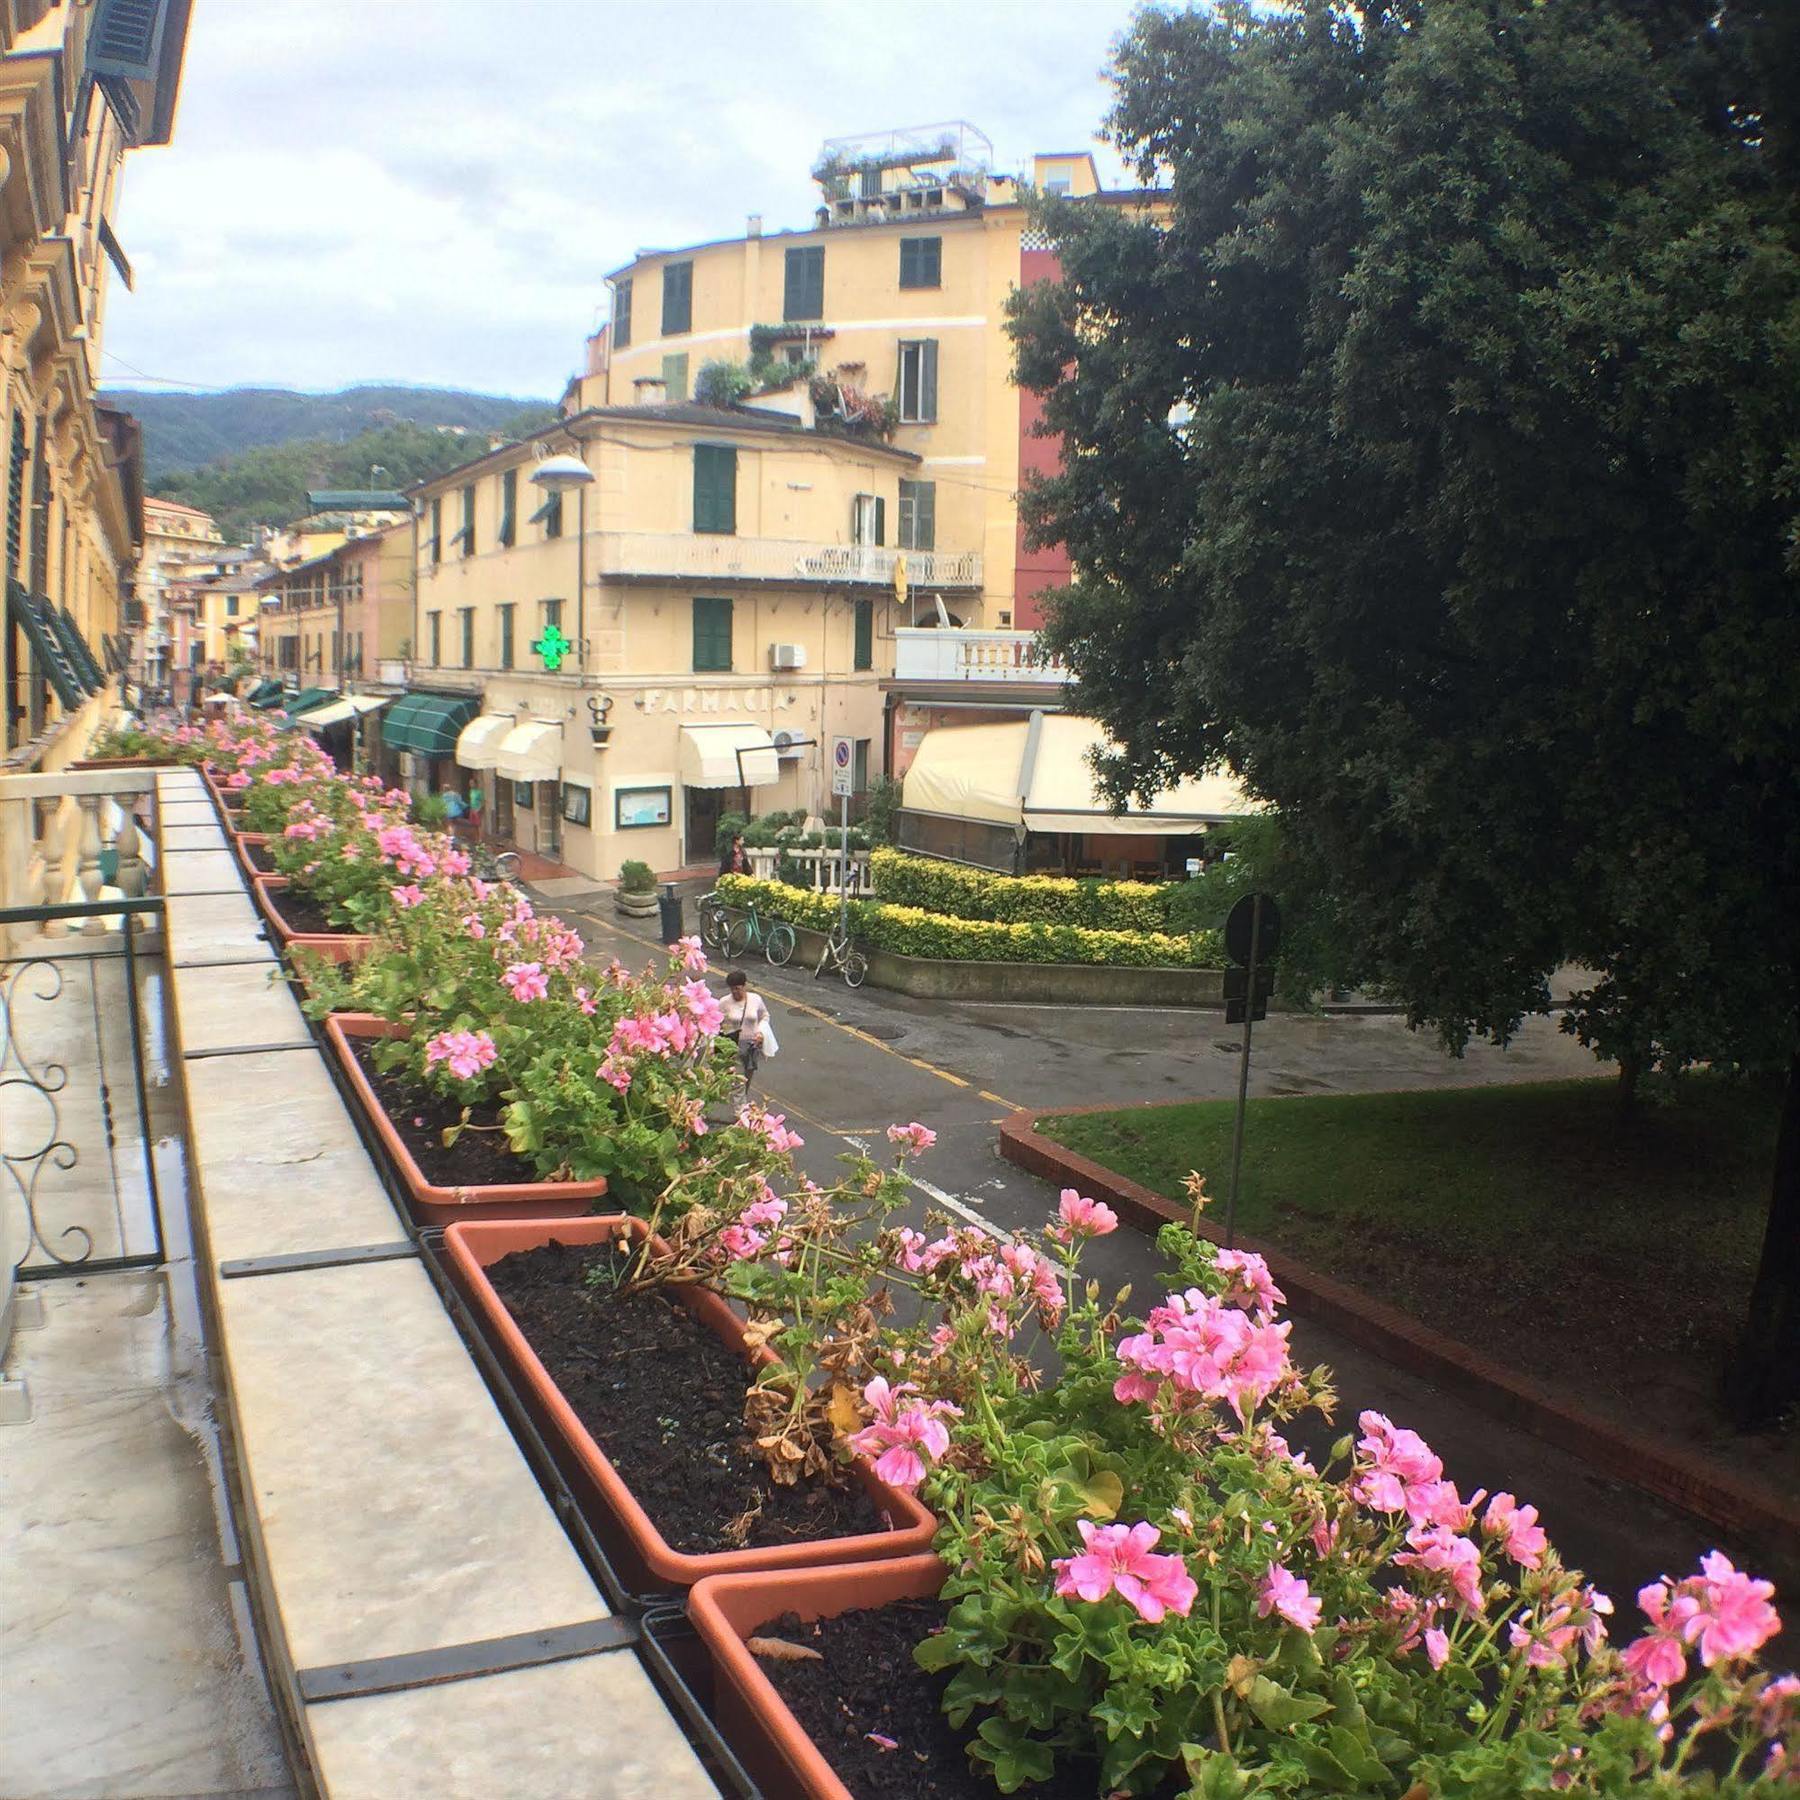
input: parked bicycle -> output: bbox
[725,897,796,966]
[696,888,731,950]
[489,849,522,882]
[814,918,868,988]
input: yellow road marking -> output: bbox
[979,1088,1027,1111]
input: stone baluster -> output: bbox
[112,798,147,899]
[76,794,105,933]
[40,799,75,937]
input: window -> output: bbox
[542,597,563,630]
[458,485,475,557]
[459,607,474,668]
[662,352,689,403]
[429,496,442,565]
[332,630,341,672]
[543,489,563,538]
[853,599,873,671]
[499,468,517,547]
[1044,176,1072,197]
[561,783,592,827]
[514,781,534,811]
[851,493,884,547]
[897,479,936,550]
[899,236,941,289]
[783,245,824,321]
[693,445,736,535]
[661,260,692,335]
[226,595,239,617]
[898,340,938,423]
[427,611,441,665]
[498,603,515,670]
[615,785,672,829]
[612,276,632,349]
[859,166,881,200]
[853,738,871,792]
[691,595,732,672]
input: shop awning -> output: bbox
[903,714,1257,837]
[381,692,480,757]
[300,693,393,732]
[282,686,336,716]
[245,679,282,707]
[495,719,563,783]
[679,723,780,790]
[455,712,514,770]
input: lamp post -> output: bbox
[528,451,594,677]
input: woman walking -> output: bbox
[720,968,773,1094]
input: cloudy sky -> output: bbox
[101,0,1144,403]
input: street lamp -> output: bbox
[529,450,594,677]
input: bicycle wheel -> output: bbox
[700,903,729,949]
[766,923,796,967]
[725,918,756,960]
[842,947,869,989]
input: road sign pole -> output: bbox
[839,789,850,941]
[1223,898,1263,1250]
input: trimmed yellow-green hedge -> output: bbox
[868,846,1175,932]
[717,874,1222,970]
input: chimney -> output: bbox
[747,213,762,238]
[634,376,668,407]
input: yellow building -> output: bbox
[254,521,414,692]
[1,0,189,761]
[403,400,952,877]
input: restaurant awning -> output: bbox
[455,712,514,770]
[300,693,393,732]
[903,714,1257,837]
[494,719,563,783]
[679,723,780,789]
[381,692,479,757]
[282,687,336,716]
[244,679,282,708]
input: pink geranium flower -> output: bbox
[1055,1188,1118,1239]
[390,884,424,908]
[501,961,549,1002]
[1394,1525,1486,1617]
[424,1029,497,1083]
[1052,1520,1197,1624]
[886,1121,937,1156]
[1257,1562,1321,1633]
[846,1376,961,1489]
[1483,1492,1548,1570]
[1685,1553,1780,1668]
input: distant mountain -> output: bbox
[105,383,556,486]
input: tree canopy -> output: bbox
[1010,0,1800,1414]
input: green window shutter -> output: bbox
[500,469,516,547]
[662,352,689,403]
[853,600,873,671]
[692,596,732,672]
[899,237,941,289]
[921,339,938,423]
[460,484,475,556]
[499,604,514,669]
[783,246,823,321]
[693,445,736,535]
[916,479,935,549]
[430,497,442,564]
[874,495,885,546]
[613,276,632,349]
[662,261,692,335]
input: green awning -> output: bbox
[381,692,479,756]
[282,687,336,716]
[245,679,282,707]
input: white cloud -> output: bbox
[102,0,1139,397]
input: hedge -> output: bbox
[717,875,1223,970]
[868,847,1176,933]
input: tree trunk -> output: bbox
[1725,1051,1800,1429]
[1616,1049,1642,1117]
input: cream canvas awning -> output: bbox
[300,693,392,731]
[903,714,1256,836]
[494,719,564,783]
[456,712,513,770]
[679,723,780,789]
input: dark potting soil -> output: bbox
[345,1034,539,1188]
[754,1601,1103,1799]
[262,883,347,938]
[486,1239,885,1556]
[245,841,277,873]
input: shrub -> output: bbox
[618,858,656,893]
[694,359,756,408]
[871,847,1176,933]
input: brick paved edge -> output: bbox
[1000,1107,1800,1556]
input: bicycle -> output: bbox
[814,918,868,988]
[725,898,796,967]
[695,888,731,950]
[490,849,522,882]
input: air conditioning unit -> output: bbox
[769,642,807,671]
[772,730,803,759]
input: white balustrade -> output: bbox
[591,532,981,592]
[746,845,872,895]
[891,627,1070,683]
[0,769,160,950]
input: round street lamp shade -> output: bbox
[529,453,594,492]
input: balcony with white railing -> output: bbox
[891,626,1071,685]
[591,533,982,591]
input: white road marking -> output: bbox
[907,1173,1012,1242]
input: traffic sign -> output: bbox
[1224,892,1282,967]
[830,734,853,799]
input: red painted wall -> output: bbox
[1013,246,1072,632]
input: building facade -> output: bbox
[1,0,189,760]
[404,401,949,878]
[254,521,413,690]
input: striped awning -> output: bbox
[382,692,479,757]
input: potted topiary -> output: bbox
[616,858,659,918]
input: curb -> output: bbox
[999,1106,1800,1557]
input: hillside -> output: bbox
[107,383,556,484]
[146,418,560,539]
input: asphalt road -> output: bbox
[551,888,1796,1661]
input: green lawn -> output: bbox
[1040,1077,1786,1460]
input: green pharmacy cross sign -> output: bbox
[532,623,573,671]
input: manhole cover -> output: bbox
[850,1022,906,1042]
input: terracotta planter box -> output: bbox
[686,1555,947,1800]
[232,831,274,882]
[442,1215,937,1587]
[203,768,247,815]
[325,1013,605,1226]
[251,874,372,959]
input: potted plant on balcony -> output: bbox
[616,858,659,918]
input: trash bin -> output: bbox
[658,883,684,945]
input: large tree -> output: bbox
[1011,0,1800,1419]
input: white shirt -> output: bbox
[721,991,767,1041]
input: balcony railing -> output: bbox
[591,533,982,591]
[892,627,1070,684]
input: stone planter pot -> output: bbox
[324,1014,605,1227]
[685,1555,947,1800]
[251,874,372,960]
[615,888,659,917]
[442,1215,937,1588]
